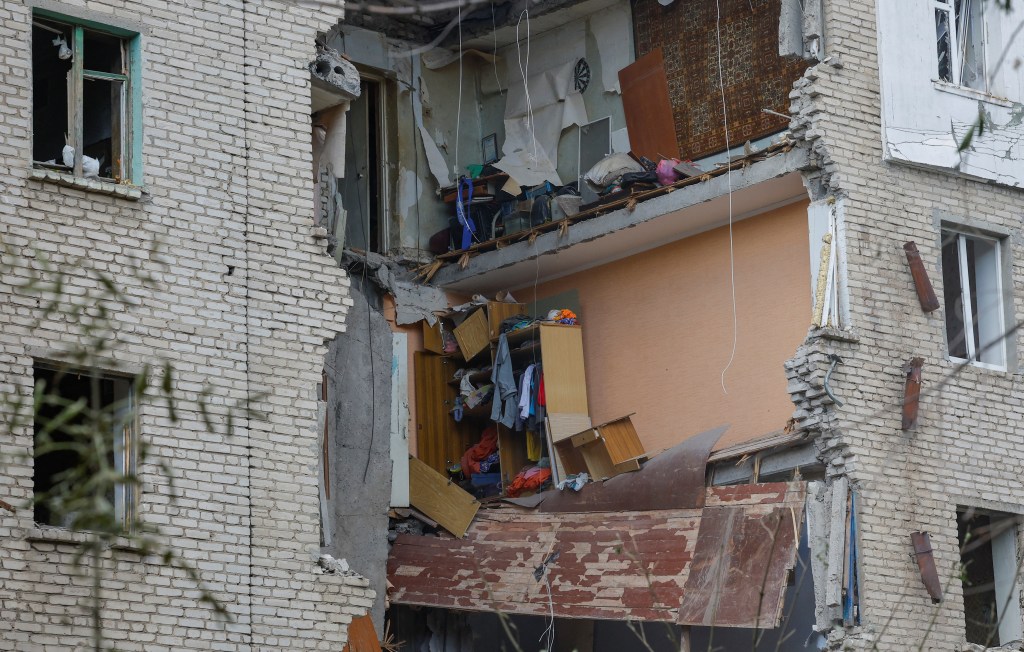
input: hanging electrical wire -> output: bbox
[715,0,739,394]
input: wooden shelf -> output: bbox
[493,321,581,346]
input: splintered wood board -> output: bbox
[342,614,382,652]
[408,456,480,538]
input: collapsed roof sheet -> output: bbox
[388,482,805,625]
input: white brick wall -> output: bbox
[791,0,1024,649]
[0,1,373,649]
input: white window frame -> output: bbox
[933,0,990,92]
[958,509,1024,646]
[942,230,1007,370]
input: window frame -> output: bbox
[31,9,143,185]
[941,228,1008,371]
[957,507,1024,646]
[933,0,990,93]
[32,361,139,532]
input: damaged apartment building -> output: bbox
[2,0,1024,650]
[310,0,1024,650]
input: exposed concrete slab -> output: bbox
[323,277,394,630]
[433,147,811,294]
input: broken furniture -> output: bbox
[422,299,525,362]
[407,456,480,538]
[555,414,646,480]
[415,314,592,497]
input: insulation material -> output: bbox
[313,102,349,180]
[494,23,586,187]
[589,2,633,94]
[419,124,451,188]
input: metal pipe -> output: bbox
[824,353,844,407]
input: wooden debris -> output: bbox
[458,252,470,269]
[408,456,480,537]
[559,220,569,238]
[342,614,383,652]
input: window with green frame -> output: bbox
[32,13,141,184]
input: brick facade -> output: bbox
[0,1,374,650]
[633,0,807,160]
[788,0,1024,649]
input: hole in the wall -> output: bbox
[226,265,235,276]
[315,60,331,76]
[333,66,345,75]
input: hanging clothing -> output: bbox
[518,364,535,420]
[490,333,519,428]
[526,429,542,462]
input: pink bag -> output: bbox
[656,158,681,186]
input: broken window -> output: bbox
[32,14,138,183]
[341,76,390,254]
[934,0,988,92]
[958,509,1024,646]
[33,363,136,530]
[941,230,1006,368]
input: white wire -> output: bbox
[539,573,555,650]
[516,9,538,163]
[715,0,738,394]
[491,2,502,94]
[455,3,463,177]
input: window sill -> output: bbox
[932,80,1015,108]
[948,355,1008,374]
[26,525,143,552]
[30,168,144,201]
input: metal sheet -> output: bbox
[538,425,727,513]
[388,482,804,625]
[677,486,806,628]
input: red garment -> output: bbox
[506,465,552,497]
[461,425,498,476]
[537,373,545,406]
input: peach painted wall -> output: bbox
[529,200,811,452]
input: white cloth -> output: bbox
[518,364,535,419]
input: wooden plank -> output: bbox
[413,353,472,475]
[548,413,592,443]
[422,319,443,354]
[342,614,382,652]
[617,48,680,160]
[453,308,489,362]
[570,428,600,448]
[497,424,529,489]
[487,301,526,340]
[597,416,645,465]
[577,439,618,480]
[539,324,589,415]
[408,456,480,538]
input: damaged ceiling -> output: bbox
[339,0,614,47]
[388,482,806,625]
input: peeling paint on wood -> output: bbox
[388,482,805,625]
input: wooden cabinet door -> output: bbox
[413,352,473,475]
[618,48,680,160]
